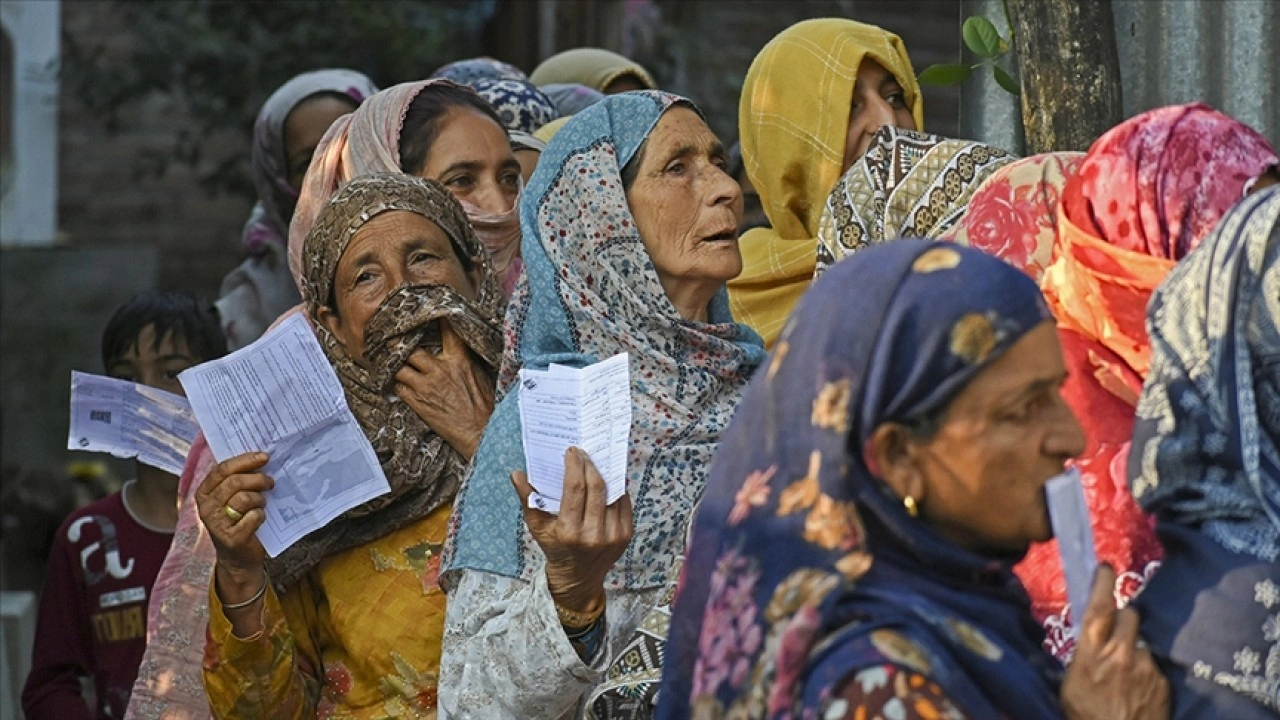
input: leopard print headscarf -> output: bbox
[267,173,504,589]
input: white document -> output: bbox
[178,313,390,557]
[1046,467,1098,630]
[67,371,200,475]
[517,353,631,513]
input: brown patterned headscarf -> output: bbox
[266,173,504,588]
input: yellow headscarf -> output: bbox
[530,47,657,93]
[729,19,924,346]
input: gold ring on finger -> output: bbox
[224,504,244,523]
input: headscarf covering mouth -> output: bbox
[245,68,379,256]
[529,47,657,93]
[442,90,766,591]
[658,240,1061,719]
[729,18,924,347]
[271,173,504,589]
[1042,102,1279,381]
[815,125,1016,277]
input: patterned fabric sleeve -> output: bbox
[201,577,324,719]
[824,665,972,720]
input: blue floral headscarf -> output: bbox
[658,240,1065,719]
[1128,187,1280,717]
[430,56,527,87]
[441,91,766,590]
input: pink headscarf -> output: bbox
[287,79,524,296]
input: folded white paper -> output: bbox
[67,371,200,475]
[1046,467,1098,630]
[517,353,631,513]
[178,313,390,557]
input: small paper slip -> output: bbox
[67,371,200,475]
[517,353,631,513]
[178,313,390,557]
[1046,467,1098,629]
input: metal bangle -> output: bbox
[220,576,268,611]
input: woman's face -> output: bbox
[418,108,522,215]
[842,58,916,171]
[317,211,479,364]
[625,107,743,316]
[283,94,357,191]
[881,322,1086,557]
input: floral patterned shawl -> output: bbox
[1018,103,1278,660]
[430,57,527,87]
[658,240,1063,719]
[1129,187,1280,718]
[814,126,1015,276]
[441,91,766,591]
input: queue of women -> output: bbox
[89,17,1277,720]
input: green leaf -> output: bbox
[963,16,1003,59]
[917,63,974,86]
[992,65,1021,96]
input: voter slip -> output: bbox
[517,353,631,513]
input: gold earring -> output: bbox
[903,496,919,518]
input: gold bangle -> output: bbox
[555,597,605,630]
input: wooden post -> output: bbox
[1008,0,1124,154]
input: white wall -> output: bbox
[0,0,60,247]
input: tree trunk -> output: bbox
[1008,0,1124,154]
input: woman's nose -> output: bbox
[705,164,742,208]
[472,181,511,215]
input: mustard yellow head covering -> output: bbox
[529,47,657,93]
[729,18,924,346]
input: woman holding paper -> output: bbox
[1127,187,1280,719]
[439,91,767,718]
[657,240,1168,720]
[195,175,505,718]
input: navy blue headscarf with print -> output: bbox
[657,240,1066,719]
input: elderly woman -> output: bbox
[1016,104,1279,659]
[529,47,656,94]
[124,80,523,719]
[439,91,766,718]
[216,69,378,350]
[1128,187,1280,719]
[658,240,1168,719]
[198,174,504,717]
[729,19,924,347]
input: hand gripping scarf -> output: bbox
[658,240,1063,720]
[814,126,1015,276]
[1019,103,1278,660]
[441,91,766,591]
[271,173,505,589]
[728,18,924,347]
[1128,187,1280,718]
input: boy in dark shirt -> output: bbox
[22,292,226,720]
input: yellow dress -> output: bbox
[728,18,925,347]
[203,504,451,719]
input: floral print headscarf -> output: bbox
[658,241,1065,719]
[442,91,766,591]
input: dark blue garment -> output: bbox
[658,240,1064,719]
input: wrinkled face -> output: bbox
[842,58,917,171]
[625,107,744,306]
[106,325,198,397]
[317,211,479,365]
[417,108,522,215]
[903,323,1086,557]
[283,94,358,191]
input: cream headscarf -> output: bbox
[729,18,924,347]
[529,47,656,92]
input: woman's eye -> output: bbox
[500,172,520,188]
[354,270,374,286]
[410,251,434,264]
[665,161,686,175]
[445,175,474,190]
[886,91,907,108]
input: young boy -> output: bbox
[22,291,226,720]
